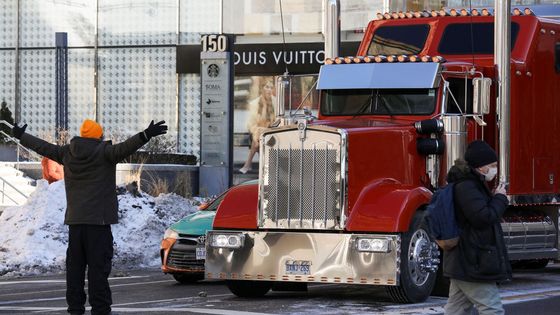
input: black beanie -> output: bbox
[464,140,498,168]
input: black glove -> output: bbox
[142,120,167,141]
[12,123,27,140]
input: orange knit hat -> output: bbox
[80,119,103,139]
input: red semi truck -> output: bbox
[205,7,560,303]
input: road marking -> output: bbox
[0,279,174,298]
[0,297,65,305]
[0,306,272,314]
[0,275,147,286]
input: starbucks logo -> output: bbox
[207,64,220,77]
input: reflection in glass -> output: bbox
[20,0,95,47]
[321,88,436,116]
[367,25,430,56]
[98,0,177,46]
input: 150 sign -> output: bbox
[201,34,229,52]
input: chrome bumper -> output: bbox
[205,230,400,285]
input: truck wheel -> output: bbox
[386,211,439,303]
[226,280,272,297]
[173,274,203,284]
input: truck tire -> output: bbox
[226,280,272,297]
[172,274,203,284]
[386,211,439,303]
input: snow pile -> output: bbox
[0,179,202,277]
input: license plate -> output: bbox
[195,247,206,260]
[285,260,311,275]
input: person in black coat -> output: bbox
[443,140,511,315]
[12,119,167,315]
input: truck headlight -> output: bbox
[210,233,245,249]
[356,237,391,253]
[164,228,179,240]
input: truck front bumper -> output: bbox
[205,230,401,285]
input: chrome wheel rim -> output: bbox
[408,229,432,286]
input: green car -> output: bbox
[160,180,256,283]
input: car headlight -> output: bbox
[210,233,244,249]
[356,237,391,253]
[164,228,179,240]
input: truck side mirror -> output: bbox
[472,77,492,115]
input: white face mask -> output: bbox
[484,166,498,181]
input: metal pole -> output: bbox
[323,0,340,60]
[176,0,180,152]
[14,0,20,123]
[495,0,511,187]
[94,0,99,121]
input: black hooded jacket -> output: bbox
[20,133,147,225]
[443,159,512,282]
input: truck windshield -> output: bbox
[321,88,436,116]
[367,25,430,55]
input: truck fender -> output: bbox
[212,183,259,230]
[345,178,432,232]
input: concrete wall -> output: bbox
[13,162,199,198]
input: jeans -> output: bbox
[66,225,113,315]
[444,278,504,315]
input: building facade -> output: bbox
[0,0,555,159]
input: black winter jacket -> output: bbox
[442,159,512,282]
[20,133,147,225]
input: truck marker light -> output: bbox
[387,55,397,62]
[391,12,399,19]
[343,56,353,64]
[409,55,419,62]
[334,57,344,64]
[363,56,374,63]
[432,56,446,63]
[421,55,431,62]
[353,56,364,63]
[383,12,392,19]
[397,12,406,19]
[325,58,334,65]
[430,10,438,17]
[460,9,470,16]
[513,8,523,16]
[524,8,534,15]
[405,12,414,18]
[481,8,492,16]
[450,9,459,16]
[376,12,384,20]
[438,9,448,17]
[471,9,480,16]
[356,238,391,253]
[374,55,387,63]
[397,55,409,62]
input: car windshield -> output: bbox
[321,88,437,116]
[203,194,226,211]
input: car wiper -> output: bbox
[352,92,375,117]
[375,94,394,117]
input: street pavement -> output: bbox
[1,263,560,314]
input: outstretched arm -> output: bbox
[105,120,168,163]
[14,124,65,164]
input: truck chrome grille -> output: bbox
[260,128,344,230]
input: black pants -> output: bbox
[66,225,113,315]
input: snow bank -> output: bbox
[0,179,202,277]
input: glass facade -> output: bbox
[1,0,557,160]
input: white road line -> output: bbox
[111,293,233,307]
[0,279,174,298]
[0,297,66,305]
[0,306,273,314]
[0,275,148,286]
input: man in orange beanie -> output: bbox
[12,119,167,315]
